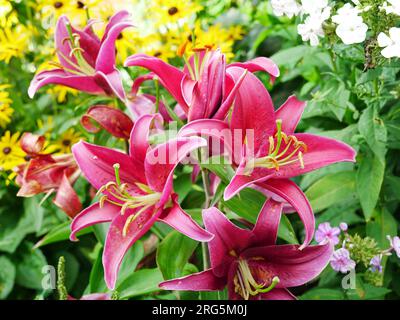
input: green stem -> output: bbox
[155,78,160,113]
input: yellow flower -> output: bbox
[148,0,202,28]
[167,22,244,62]
[0,23,30,63]
[46,86,79,103]
[54,128,82,154]
[0,85,13,128]
[0,131,26,171]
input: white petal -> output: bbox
[378,32,392,47]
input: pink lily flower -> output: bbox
[15,133,82,218]
[160,200,333,300]
[124,49,279,122]
[177,68,356,247]
[225,68,356,198]
[70,114,213,289]
[28,11,134,101]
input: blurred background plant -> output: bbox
[0,0,399,300]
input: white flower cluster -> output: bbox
[270,0,400,58]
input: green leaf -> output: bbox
[0,256,16,299]
[157,231,198,280]
[222,188,265,222]
[300,288,345,300]
[117,268,163,299]
[356,149,385,221]
[305,171,357,213]
[34,220,93,248]
[15,242,47,290]
[366,209,397,248]
[358,105,387,162]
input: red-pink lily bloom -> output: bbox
[70,114,213,289]
[28,11,133,101]
[124,49,279,122]
[177,68,356,248]
[15,133,82,218]
[160,200,333,300]
[225,68,356,201]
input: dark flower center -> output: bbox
[62,139,71,147]
[2,147,11,155]
[168,6,179,15]
[54,1,63,9]
[154,51,162,57]
[24,155,32,161]
[187,34,193,42]
[117,33,123,40]
[77,1,85,9]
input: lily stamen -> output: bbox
[234,259,280,300]
[245,120,308,174]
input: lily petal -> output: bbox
[228,57,280,83]
[70,202,119,241]
[202,207,252,277]
[257,179,314,249]
[129,114,163,167]
[72,141,144,189]
[258,288,296,300]
[96,20,134,74]
[159,200,213,242]
[28,69,103,98]
[53,173,82,218]
[94,70,126,101]
[103,206,162,289]
[242,243,333,288]
[275,96,306,135]
[227,67,275,153]
[81,105,133,139]
[159,269,226,291]
[272,133,357,179]
[125,54,186,108]
[251,199,283,246]
[145,137,207,204]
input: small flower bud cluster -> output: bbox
[315,222,400,286]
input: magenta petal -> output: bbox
[202,207,252,277]
[96,20,134,74]
[228,57,280,83]
[274,133,357,179]
[145,137,207,203]
[70,202,119,241]
[159,201,213,242]
[125,54,186,108]
[258,289,296,300]
[53,173,82,218]
[102,10,131,41]
[227,67,276,153]
[178,119,232,155]
[130,114,163,167]
[212,68,247,120]
[81,105,133,139]
[28,70,103,98]
[242,243,333,288]
[251,199,283,246]
[224,174,254,201]
[94,70,126,101]
[159,269,226,291]
[258,179,314,248]
[103,206,161,289]
[275,96,306,135]
[72,141,144,189]
[54,16,80,72]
